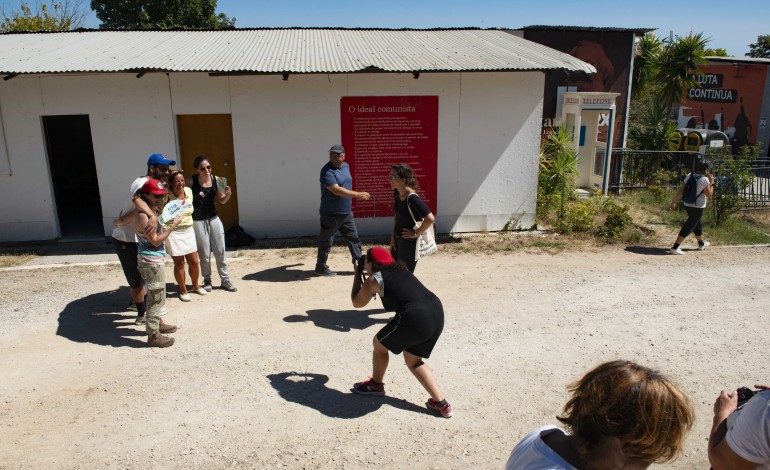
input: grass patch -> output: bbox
[0,251,38,268]
[613,189,770,245]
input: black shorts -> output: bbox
[111,237,143,288]
[376,297,444,358]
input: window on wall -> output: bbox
[593,144,605,177]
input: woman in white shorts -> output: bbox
[165,170,206,301]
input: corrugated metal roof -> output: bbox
[522,25,655,34]
[0,28,596,75]
[705,56,770,65]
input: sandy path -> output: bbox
[1,244,768,469]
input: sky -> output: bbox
[1,0,765,56]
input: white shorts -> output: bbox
[166,225,197,257]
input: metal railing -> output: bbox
[608,149,770,208]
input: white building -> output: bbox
[0,28,593,242]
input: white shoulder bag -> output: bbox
[406,193,437,261]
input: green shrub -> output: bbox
[647,185,668,203]
[555,199,599,234]
[599,201,633,240]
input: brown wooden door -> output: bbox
[177,114,239,230]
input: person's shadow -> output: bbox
[267,372,431,418]
[284,308,389,332]
[624,246,671,256]
[243,263,315,282]
[56,286,146,348]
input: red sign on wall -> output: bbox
[341,96,438,218]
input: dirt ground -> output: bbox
[1,241,768,469]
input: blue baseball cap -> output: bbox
[147,153,176,167]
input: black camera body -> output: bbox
[737,387,759,408]
[356,256,366,275]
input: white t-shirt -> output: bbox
[726,390,770,468]
[506,425,578,470]
[110,176,148,242]
[683,173,710,209]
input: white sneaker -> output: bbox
[179,293,191,302]
[159,307,169,316]
[698,241,710,251]
[194,287,207,296]
[668,247,685,255]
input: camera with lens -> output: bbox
[356,256,366,275]
[737,386,759,408]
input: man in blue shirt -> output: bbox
[316,144,370,276]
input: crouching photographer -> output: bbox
[349,247,453,418]
[709,383,770,469]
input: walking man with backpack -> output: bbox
[668,159,715,254]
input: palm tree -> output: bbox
[539,127,579,221]
[654,32,709,115]
[631,33,662,99]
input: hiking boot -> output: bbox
[668,247,685,255]
[220,280,238,292]
[134,315,146,325]
[698,240,710,251]
[203,278,213,292]
[352,378,385,396]
[159,321,177,334]
[314,267,337,277]
[147,333,175,348]
[426,398,454,418]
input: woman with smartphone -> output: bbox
[189,155,237,292]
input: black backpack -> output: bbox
[682,174,705,204]
[225,225,256,248]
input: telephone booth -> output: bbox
[560,92,620,195]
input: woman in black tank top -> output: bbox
[349,247,453,418]
[188,155,237,292]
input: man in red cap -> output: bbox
[111,153,175,324]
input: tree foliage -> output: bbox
[90,0,236,29]
[710,144,761,226]
[703,47,728,57]
[654,33,709,113]
[629,32,709,150]
[747,35,770,58]
[1,0,86,31]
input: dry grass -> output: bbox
[0,251,38,268]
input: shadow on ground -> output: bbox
[243,263,315,282]
[267,372,431,418]
[625,246,672,256]
[284,308,389,332]
[56,286,146,348]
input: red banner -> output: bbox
[341,96,438,218]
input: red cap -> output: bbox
[368,247,394,265]
[140,179,168,195]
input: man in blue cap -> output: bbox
[111,153,175,324]
[316,144,370,276]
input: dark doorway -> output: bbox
[43,115,103,239]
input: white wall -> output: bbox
[0,71,544,242]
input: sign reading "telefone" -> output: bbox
[341,96,438,218]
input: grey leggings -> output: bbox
[193,216,230,283]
